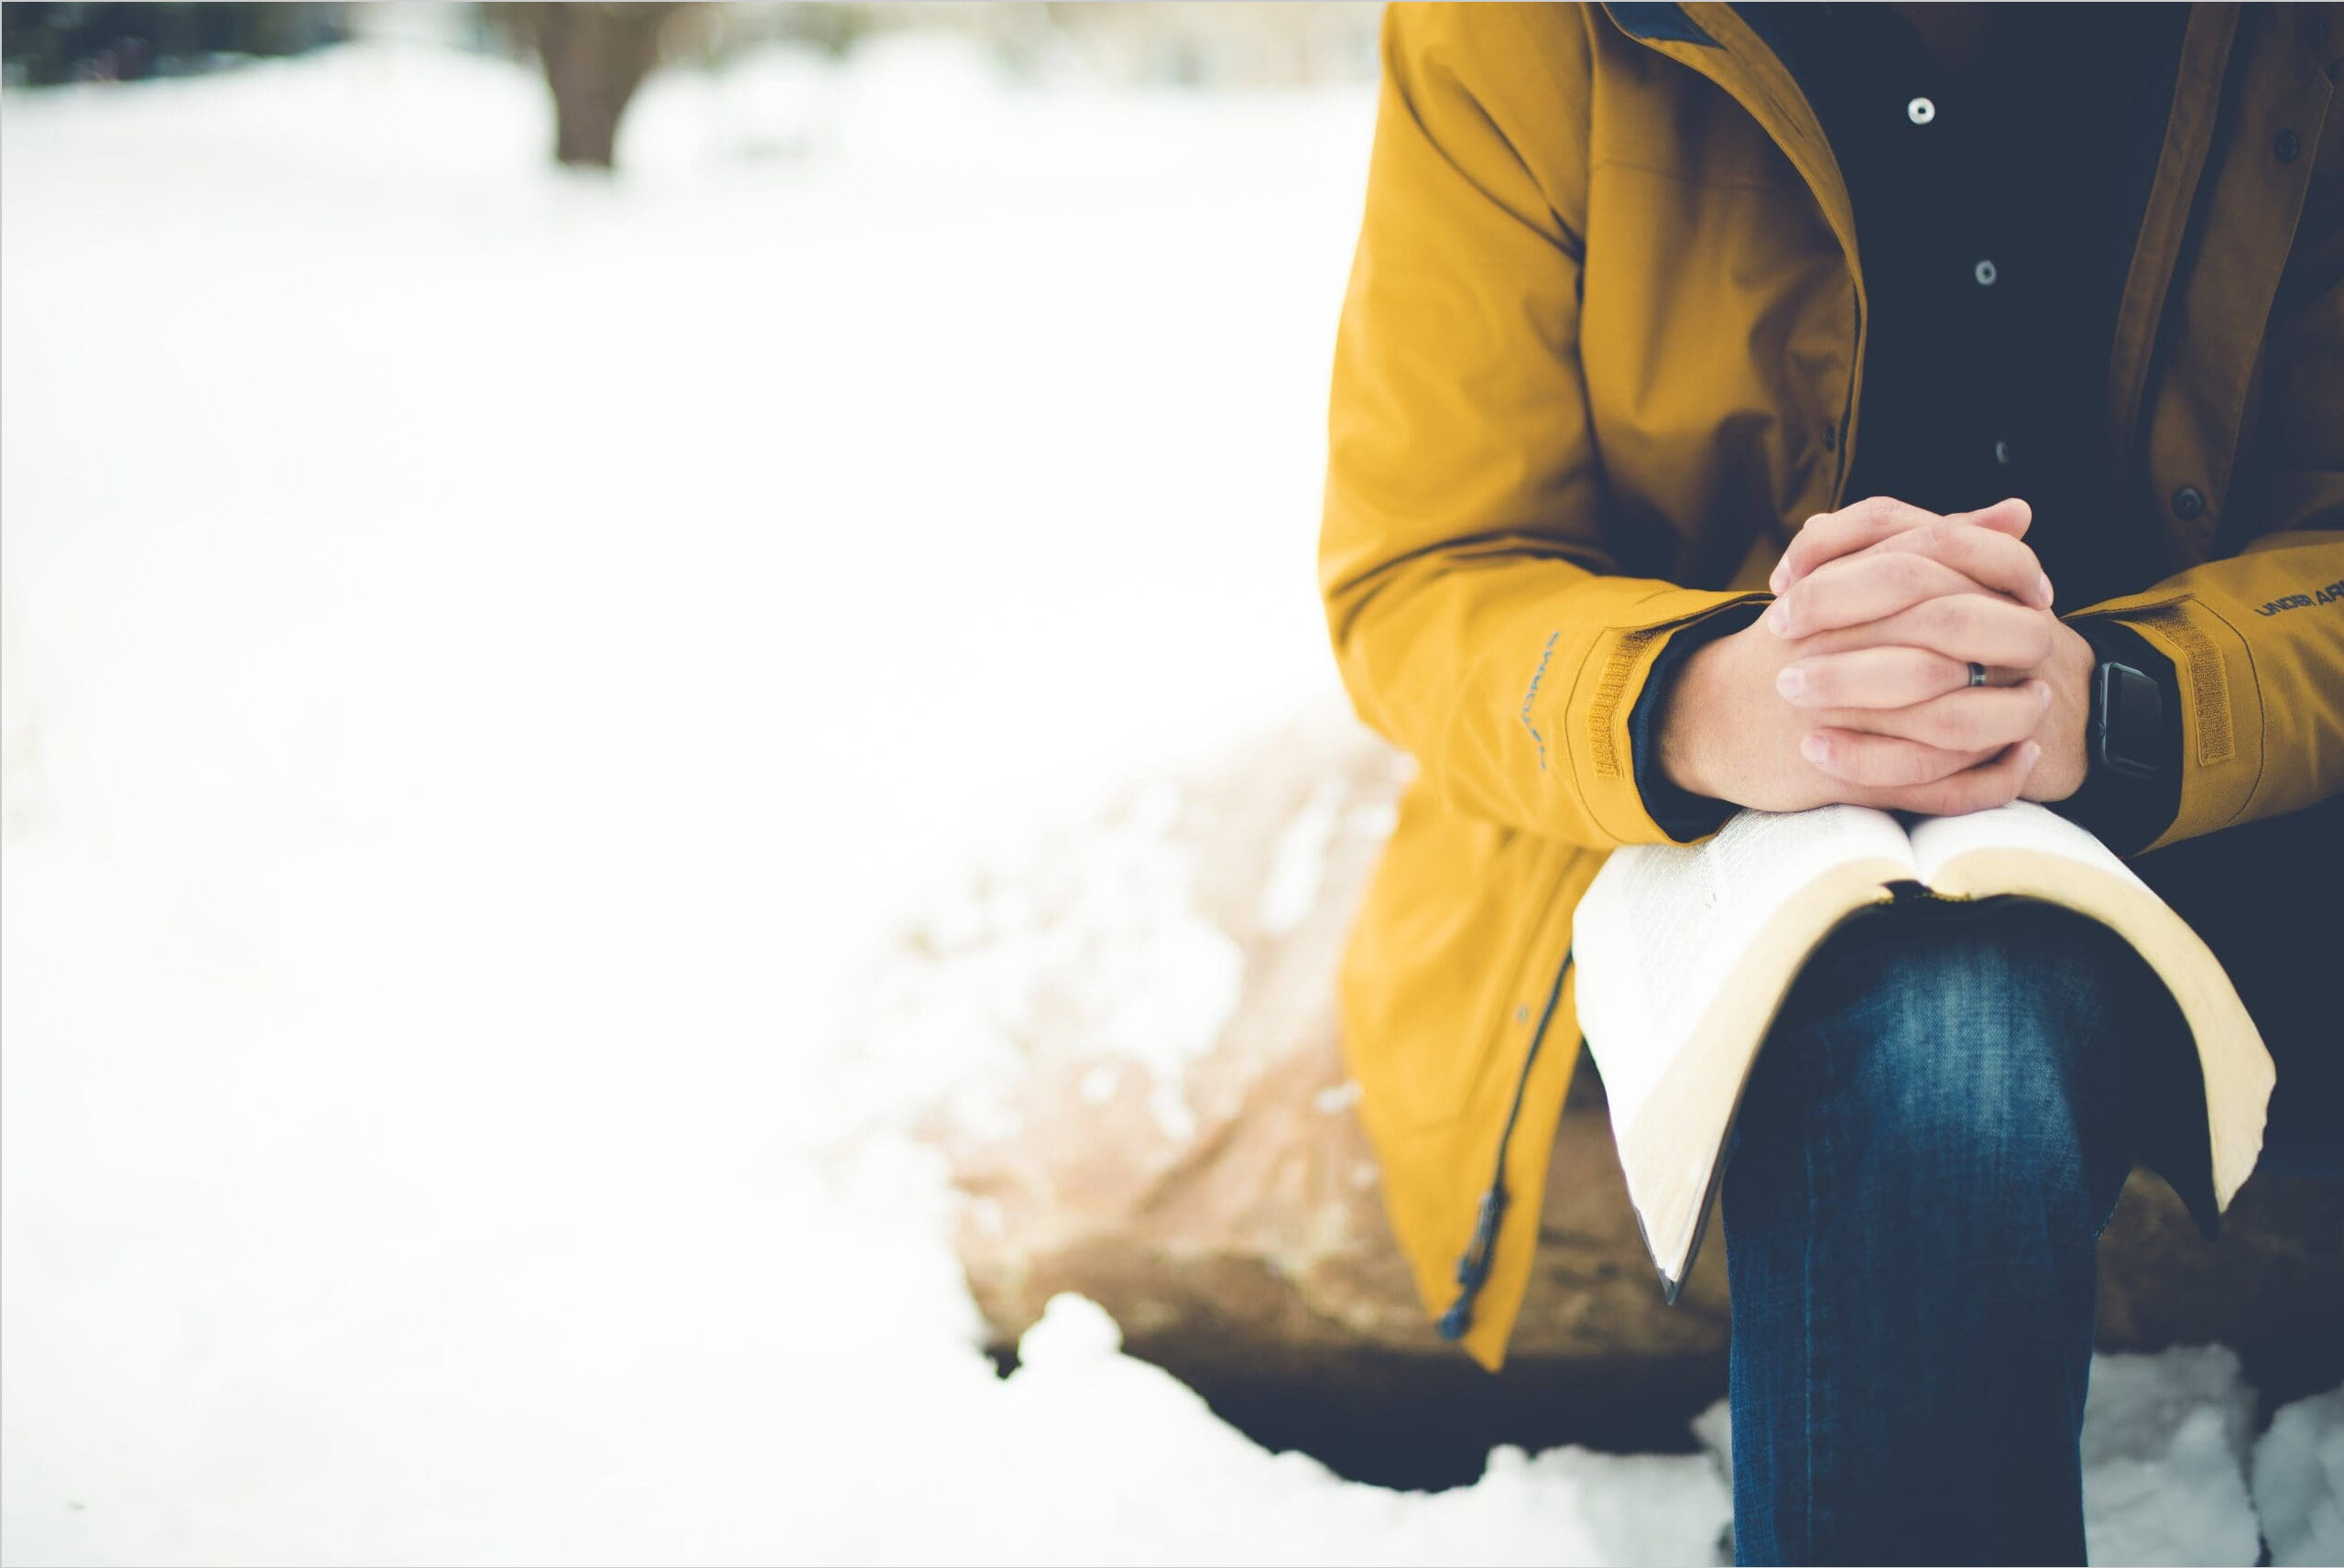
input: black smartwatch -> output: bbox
[2090,659,2164,781]
[2052,621,2183,855]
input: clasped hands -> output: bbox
[1657,495,2098,816]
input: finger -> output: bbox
[1849,516,2054,609]
[1778,646,1992,708]
[1815,680,2054,751]
[1771,496,1938,593]
[1861,741,2044,817]
[1790,595,2058,670]
[1771,495,2032,593]
[1772,495,2032,593]
[1768,550,2028,638]
[1801,726,1998,789]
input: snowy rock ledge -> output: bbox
[860,703,2344,1483]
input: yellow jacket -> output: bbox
[1319,2,2344,1369]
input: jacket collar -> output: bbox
[1600,2,1859,275]
[1600,1,1868,497]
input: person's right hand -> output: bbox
[1655,496,2058,815]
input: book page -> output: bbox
[1905,800,2151,893]
[1574,804,1913,1138]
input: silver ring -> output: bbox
[1968,661,1988,688]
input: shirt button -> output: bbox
[2171,485,2207,520]
[2275,128,2303,163]
[1907,96,1936,124]
[1994,440,2013,465]
[1821,422,1838,453]
[1974,258,1999,287]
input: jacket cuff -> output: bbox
[1627,600,1767,842]
[1566,587,1773,844]
[2047,616,2185,856]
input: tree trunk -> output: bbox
[523,3,677,170]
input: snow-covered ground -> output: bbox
[3,33,2338,1567]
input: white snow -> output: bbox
[3,32,2335,1568]
[2081,1347,2262,1565]
[839,783,1247,1152]
[1257,775,1346,936]
[2255,1385,2344,1566]
[954,1295,1737,1568]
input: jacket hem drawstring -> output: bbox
[1437,953,1575,1343]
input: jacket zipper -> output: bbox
[1436,950,1575,1342]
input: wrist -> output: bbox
[2031,621,2099,803]
[1634,602,1765,840]
[1657,636,1730,799]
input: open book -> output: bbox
[1572,800,2274,1300]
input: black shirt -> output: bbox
[1762,3,2181,615]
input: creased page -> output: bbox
[1575,804,1912,1139]
[1905,799,2148,891]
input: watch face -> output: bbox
[2099,662,2164,778]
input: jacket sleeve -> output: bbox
[1318,3,1764,848]
[2061,177,2344,854]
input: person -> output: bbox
[1316,4,2343,1563]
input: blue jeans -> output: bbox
[1720,891,2335,1566]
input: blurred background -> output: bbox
[5,6,2337,1566]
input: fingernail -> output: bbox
[2034,681,2053,709]
[1765,601,1791,635]
[1801,733,1828,765]
[2020,741,2042,770]
[2037,572,2054,605]
[1768,567,1785,593]
[1776,665,1806,700]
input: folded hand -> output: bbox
[1657,495,2092,815]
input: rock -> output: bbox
[875,706,2344,1486]
[2098,1170,2344,1414]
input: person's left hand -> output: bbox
[1764,495,2094,803]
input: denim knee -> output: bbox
[1750,902,2132,1229]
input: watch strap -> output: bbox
[2051,616,2184,855]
